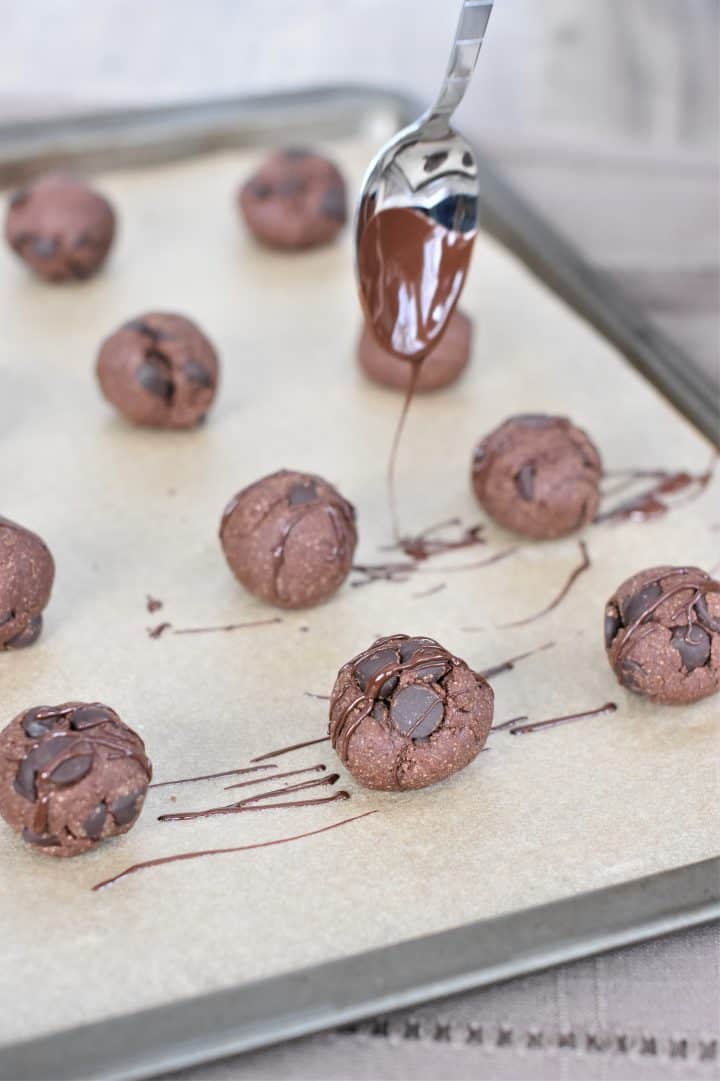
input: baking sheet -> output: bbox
[0,137,718,1055]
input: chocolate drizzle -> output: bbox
[509,702,617,735]
[596,460,715,524]
[92,811,377,891]
[150,763,275,790]
[158,772,342,822]
[251,736,331,763]
[479,641,555,679]
[498,542,590,628]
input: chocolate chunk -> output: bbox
[288,481,319,506]
[5,174,115,282]
[220,469,357,609]
[462,151,473,168]
[110,790,142,826]
[398,638,448,682]
[621,583,663,627]
[389,685,444,738]
[604,606,621,647]
[136,354,174,401]
[355,648,400,699]
[97,312,220,429]
[515,463,535,501]
[0,702,152,857]
[472,415,602,539]
[239,149,347,250]
[329,634,493,791]
[184,359,213,388]
[671,625,711,671]
[83,801,108,840]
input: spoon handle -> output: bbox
[430,0,493,122]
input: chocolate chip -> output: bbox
[604,606,621,647]
[48,753,93,786]
[515,463,535,501]
[390,684,444,738]
[32,237,59,258]
[9,189,28,208]
[22,707,56,739]
[250,181,272,199]
[398,639,447,681]
[288,482,319,506]
[124,319,160,339]
[70,704,113,731]
[14,736,77,801]
[5,614,43,650]
[110,790,143,826]
[0,610,13,628]
[621,583,663,627]
[462,151,473,168]
[184,359,213,388]
[137,354,173,400]
[356,649,399,699]
[671,625,711,671]
[320,184,346,223]
[73,231,92,249]
[423,151,448,173]
[21,827,60,847]
[83,801,108,840]
[619,658,646,692]
[276,177,307,197]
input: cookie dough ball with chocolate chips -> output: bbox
[5,174,115,282]
[238,148,347,250]
[604,565,720,705]
[96,312,219,429]
[471,414,602,539]
[358,308,472,393]
[329,634,493,791]
[219,470,357,609]
[0,517,55,651]
[0,702,152,857]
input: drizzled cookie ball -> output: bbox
[5,174,115,282]
[0,516,55,651]
[219,470,357,609]
[471,414,602,539]
[604,565,720,705]
[0,702,152,857]
[329,634,493,791]
[238,149,347,250]
[96,312,219,429]
[358,308,472,393]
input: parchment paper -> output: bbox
[0,141,717,1048]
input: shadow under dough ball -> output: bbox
[5,174,115,282]
[471,414,602,539]
[0,516,55,651]
[358,308,472,393]
[0,702,152,857]
[238,148,347,250]
[604,565,720,705]
[96,312,219,428]
[220,470,357,609]
[329,634,494,791]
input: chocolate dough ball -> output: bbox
[5,174,115,282]
[471,414,602,539]
[96,312,219,429]
[0,517,55,651]
[604,565,720,705]
[0,702,152,857]
[220,469,357,609]
[238,149,347,250]
[329,634,493,791]
[358,308,471,393]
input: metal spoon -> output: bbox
[355,0,494,362]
